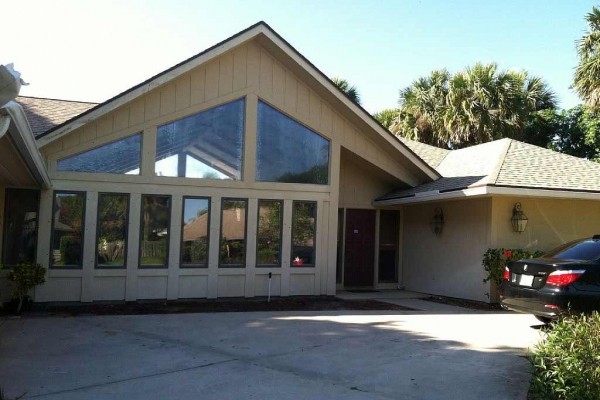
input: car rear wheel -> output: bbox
[535,315,554,325]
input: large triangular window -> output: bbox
[155,99,245,180]
[57,133,142,174]
[256,101,330,185]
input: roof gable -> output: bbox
[35,22,438,181]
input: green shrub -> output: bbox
[529,312,600,400]
[482,248,545,286]
[5,262,46,313]
[59,236,81,265]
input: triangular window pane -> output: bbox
[57,133,142,174]
[256,101,330,184]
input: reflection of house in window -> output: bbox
[155,99,245,180]
[219,199,247,267]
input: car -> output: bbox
[500,235,600,324]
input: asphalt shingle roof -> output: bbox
[15,96,97,137]
[378,138,600,201]
[399,138,450,168]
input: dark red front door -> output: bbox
[344,209,376,287]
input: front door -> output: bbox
[344,209,376,287]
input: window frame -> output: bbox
[56,132,143,175]
[49,190,87,270]
[154,97,246,181]
[256,99,331,185]
[138,194,172,269]
[180,196,211,268]
[255,199,284,268]
[1,188,41,268]
[95,192,130,269]
[219,197,248,268]
[290,200,318,268]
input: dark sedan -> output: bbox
[500,236,600,323]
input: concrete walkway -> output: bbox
[0,299,542,400]
[337,290,477,313]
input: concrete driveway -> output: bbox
[0,301,542,400]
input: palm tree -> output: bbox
[392,63,556,148]
[574,7,600,108]
[373,108,399,129]
[332,77,361,105]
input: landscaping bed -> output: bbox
[422,295,505,311]
[5,296,415,316]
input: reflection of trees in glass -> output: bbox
[291,202,316,266]
[140,195,170,266]
[97,194,128,266]
[181,198,210,266]
[256,201,282,265]
[53,193,85,267]
[256,102,330,185]
[220,200,246,266]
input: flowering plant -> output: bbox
[292,256,304,266]
[482,248,544,286]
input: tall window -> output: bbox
[378,210,399,282]
[57,133,142,174]
[291,201,317,267]
[155,99,245,180]
[256,200,283,267]
[181,197,210,267]
[219,199,247,267]
[256,101,330,184]
[2,189,39,267]
[96,193,129,268]
[139,195,171,268]
[51,192,85,268]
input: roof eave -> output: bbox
[374,184,600,206]
[3,101,52,188]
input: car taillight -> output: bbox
[545,270,585,287]
[503,267,510,281]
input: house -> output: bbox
[1,22,599,303]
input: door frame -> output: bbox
[336,207,403,290]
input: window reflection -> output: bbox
[155,99,245,180]
[181,197,210,267]
[51,192,85,268]
[96,193,128,268]
[257,101,330,184]
[2,189,39,267]
[256,200,282,267]
[57,134,141,174]
[140,195,170,267]
[220,199,247,266]
[291,201,317,267]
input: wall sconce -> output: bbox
[511,202,528,233]
[431,207,444,236]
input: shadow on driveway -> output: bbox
[0,309,542,400]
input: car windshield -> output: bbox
[544,239,600,261]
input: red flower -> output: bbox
[504,250,513,259]
[292,256,304,266]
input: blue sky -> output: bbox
[5,0,596,112]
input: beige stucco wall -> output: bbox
[22,39,415,303]
[491,196,600,252]
[401,198,492,302]
[339,150,398,210]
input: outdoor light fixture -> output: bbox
[511,202,528,233]
[431,207,444,236]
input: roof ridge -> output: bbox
[17,95,99,105]
[487,138,513,185]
